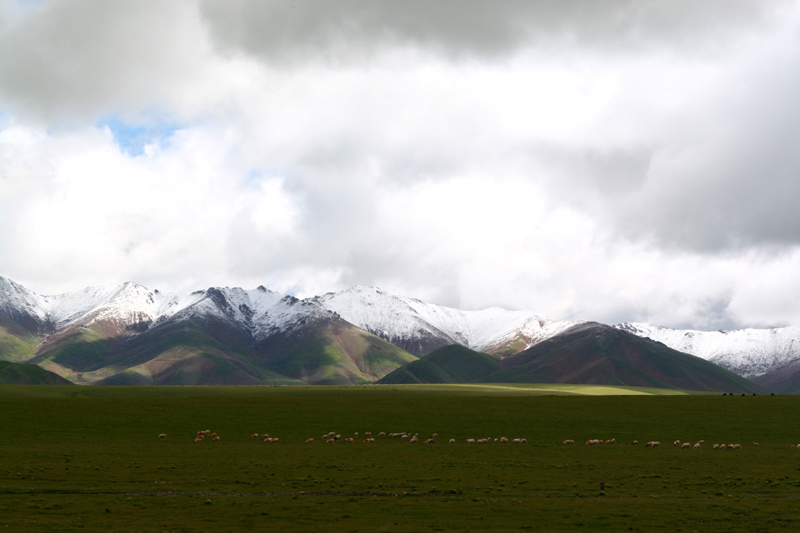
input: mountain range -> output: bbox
[0,275,795,392]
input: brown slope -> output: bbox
[751,359,800,394]
[482,322,765,393]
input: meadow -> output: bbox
[0,384,799,531]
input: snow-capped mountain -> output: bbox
[615,322,800,377]
[0,274,798,389]
[316,286,582,356]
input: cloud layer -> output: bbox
[1,0,800,329]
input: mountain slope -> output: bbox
[253,297,418,385]
[616,322,800,377]
[318,286,581,357]
[0,361,74,385]
[377,344,500,384]
[484,323,765,393]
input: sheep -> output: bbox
[673,440,681,447]
[449,439,456,444]
[409,436,419,443]
[305,438,315,444]
[466,439,476,444]
[605,439,616,445]
[518,438,527,444]
[499,437,508,443]
[158,434,167,440]
[631,440,639,445]
[477,438,490,444]
[194,436,204,444]
[681,442,691,449]
[365,431,372,437]
[752,442,760,446]
[326,438,335,444]
[693,442,701,449]
[344,438,354,443]
[212,436,220,442]
[563,439,575,445]
[363,437,375,444]
[645,441,660,448]
[424,438,436,444]
[251,433,260,439]
[713,444,720,450]
[378,432,386,437]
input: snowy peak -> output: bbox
[254,295,336,339]
[41,282,160,329]
[0,275,50,330]
[317,285,581,356]
[615,322,800,377]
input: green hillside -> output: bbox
[378,344,499,384]
[483,323,765,393]
[0,361,74,385]
[254,320,418,385]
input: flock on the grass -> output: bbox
[158,432,776,449]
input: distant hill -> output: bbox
[752,360,800,394]
[377,344,499,384]
[0,361,74,385]
[481,323,765,393]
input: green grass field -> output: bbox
[0,384,798,531]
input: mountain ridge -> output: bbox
[0,275,795,390]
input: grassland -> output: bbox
[0,384,799,531]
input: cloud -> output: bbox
[1,1,800,330]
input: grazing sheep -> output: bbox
[449,439,456,444]
[251,433,260,439]
[693,442,701,449]
[326,438,335,444]
[158,434,167,440]
[212,436,220,442]
[424,438,436,444]
[752,442,760,446]
[354,432,358,437]
[732,443,742,449]
[344,438,354,443]
[713,444,720,450]
[409,436,419,443]
[519,438,527,444]
[363,437,375,444]
[674,440,681,447]
[682,442,691,449]
[365,431,372,437]
[499,437,508,443]
[305,438,315,444]
[563,440,575,445]
[645,441,660,448]
[378,432,386,437]
[477,438,489,444]
[631,440,638,445]
[194,436,204,444]
[466,439,476,444]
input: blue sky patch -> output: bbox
[98,115,181,157]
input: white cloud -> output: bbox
[1,1,800,329]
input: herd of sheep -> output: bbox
[158,432,783,449]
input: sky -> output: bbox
[1,0,800,330]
